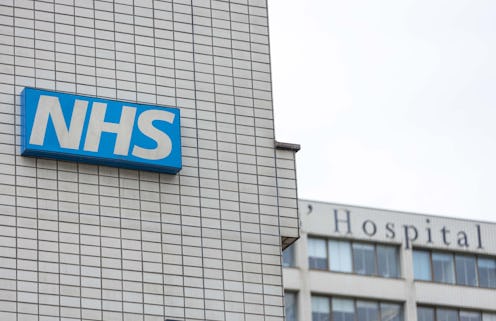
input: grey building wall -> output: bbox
[0,1,299,320]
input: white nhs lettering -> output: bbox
[29,95,174,161]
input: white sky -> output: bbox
[268,0,496,222]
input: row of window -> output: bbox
[413,250,496,288]
[311,296,402,321]
[306,238,400,278]
[418,306,496,321]
[283,237,496,289]
[284,292,496,321]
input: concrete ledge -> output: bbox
[275,140,301,152]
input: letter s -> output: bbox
[386,222,395,239]
[132,109,174,160]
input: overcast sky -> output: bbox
[268,0,496,222]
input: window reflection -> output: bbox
[432,253,455,284]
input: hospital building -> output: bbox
[283,200,496,321]
[0,1,300,320]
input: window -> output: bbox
[377,245,399,278]
[455,255,478,286]
[312,296,403,321]
[381,303,402,321]
[437,308,459,321]
[460,311,482,321]
[357,301,379,321]
[418,307,435,321]
[285,292,297,321]
[308,237,400,278]
[414,250,496,289]
[308,238,327,270]
[432,253,455,284]
[312,296,330,321]
[352,243,376,275]
[418,306,491,321]
[414,250,432,281]
[283,243,296,267]
[483,313,496,321]
[332,298,355,321]
[478,257,496,288]
[329,240,352,273]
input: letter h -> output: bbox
[334,209,352,234]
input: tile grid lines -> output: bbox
[36,11,42,312]
[34,154,40,321]
[74,0,83,317]
[9,0,269,27]
[57,139,63,320]
[97,138,103,315]
[56,80,61,318]
[1,32,274,124]
[75,2,83,317]
[0,0,286,318]
[93,1,105,319]
[104,3,116,320]
[117,168,124,320]
[13,1,18,319]
[78,166,83,319]
[150,1,170,320]
[52,3,62,318]
[138,164,144,317]
[188,1,207,319]
[132,1,146,319]
[171,1,187,320]
[159,158,167,318]
[1,39,270,100]
[225,1,247,320]
[246,1,267,320]
[260,0,285,318]
[208,1,228,320]
[112,1,125,317]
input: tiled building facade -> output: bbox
[0,1,300,320]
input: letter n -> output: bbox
[29,95,88,149]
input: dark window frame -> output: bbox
[283,242,296,268]
[307,236,401,279]
[308,236,329,270]
[431,251,456,284]
[417,305,490,321]
[311,295,404,321]
[413,248,496,289]
[285,291,298,321]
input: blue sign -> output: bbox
[21,87,182,174]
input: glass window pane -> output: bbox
[353,243,376,275]
[312,296,330,321]
[285,292,297,321]
[332,298,355,321]
[380,303,402,321]
[437,308,459,321]
[329,240,352,273]
[377,245,399,278]
[455,255,478,286]
[460,311,481,321]
[432,252,455,284]
[413,250,432,281]
[417,306,435,321]
[308,238,328,270]
[357,300,379,321]
[478,257,496,288]
[283,243,295,267]
[483,313,496,321]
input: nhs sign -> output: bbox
[21,88,182,174]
